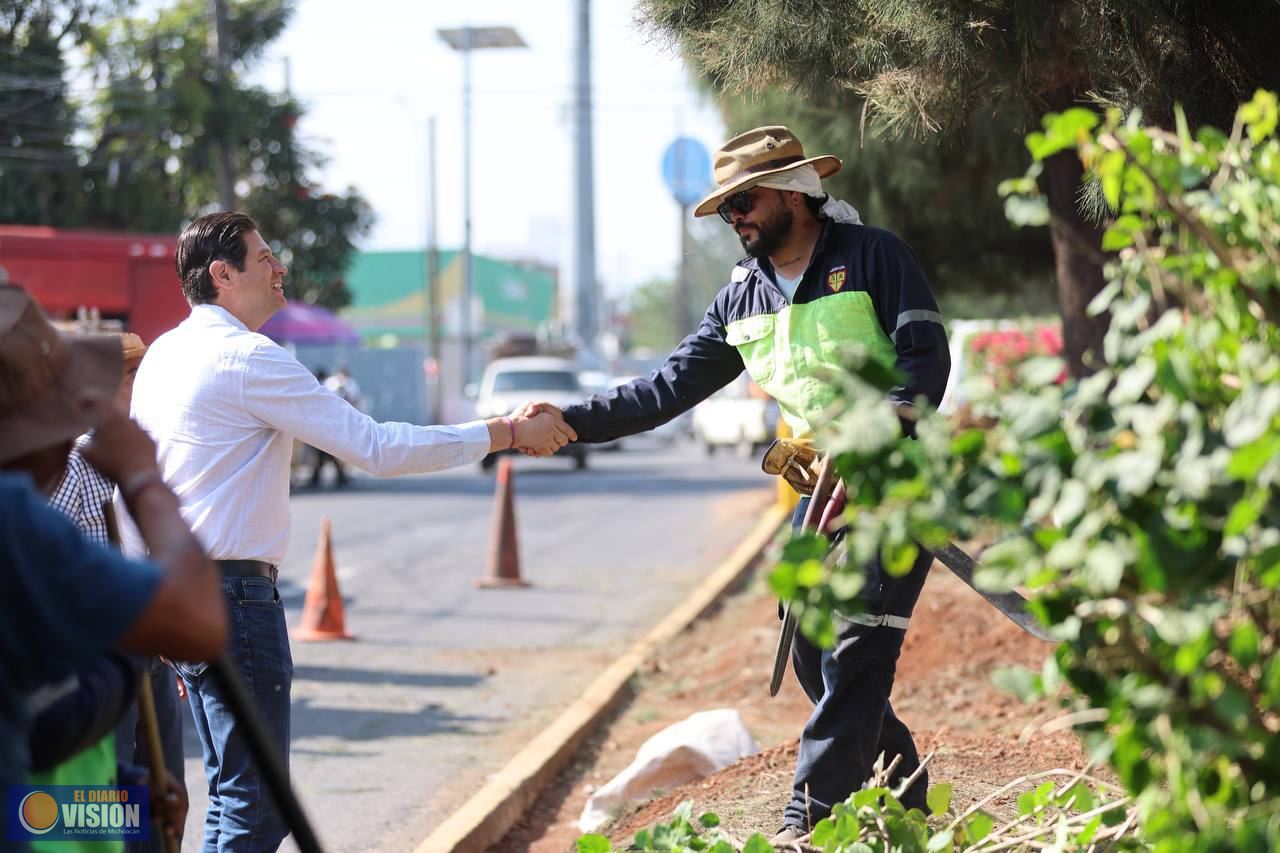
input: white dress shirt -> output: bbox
[125,304,490,564]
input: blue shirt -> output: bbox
[0,473,162,790]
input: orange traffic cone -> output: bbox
[295,517,355,640]
[476,457,529,588]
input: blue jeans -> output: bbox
[116,658,187,852]
[783,498,932,830]
[175,576,293,852]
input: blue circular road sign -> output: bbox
[661,137,712,208]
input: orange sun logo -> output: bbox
[19,791,59,835]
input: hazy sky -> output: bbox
[250,0,727,301]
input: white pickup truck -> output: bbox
[473,356,590,470]
[692,374,779,458]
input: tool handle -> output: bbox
[817,481,847,535]
[771,456,840,698]
[136,677,179,853]
[800,456,837,533]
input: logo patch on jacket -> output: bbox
[827,266,847,292]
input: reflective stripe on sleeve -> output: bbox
[889,309,944,344]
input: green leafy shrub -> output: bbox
[576,800,770,852]
[770,92,1280,849]
[578,767,1129,851]
[581,91,1280,853]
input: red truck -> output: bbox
[0,225,189,344]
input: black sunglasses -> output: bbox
[716,189,756,224]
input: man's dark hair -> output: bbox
[175,212,258,305]
[804,192,828,220]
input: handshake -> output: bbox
[486,402,577,457]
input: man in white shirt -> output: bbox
[128,211,575,851]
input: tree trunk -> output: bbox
[1037,76,1110,377]
[1032,0,1110,376]
[1043,145,1109,378]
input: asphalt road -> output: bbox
[175,438,776,851]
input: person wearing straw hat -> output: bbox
[50,332,148,545]
[0,285,225,829]
[547,126,951,843]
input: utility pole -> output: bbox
[572,0,598,353]
[208,0,236,210]
[426,116,443,421]
[676,204,691,341]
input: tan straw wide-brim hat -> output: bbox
[693,125,842,217]
[0,286,122,465]
[119,332,147,362]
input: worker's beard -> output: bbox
[738,204,794,259]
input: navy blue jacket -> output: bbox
[563,221,950,443]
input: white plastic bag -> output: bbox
[578,708,759,832]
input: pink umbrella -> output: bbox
[259,301,360,345]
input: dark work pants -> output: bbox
[309,448,347,487]
[783,497,933,830]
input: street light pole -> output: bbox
[438,26,525,387]
[676,202,691,341]
[572,0,598,354]
[460,26,473,387]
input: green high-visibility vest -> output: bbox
[725,290,897,439]
[29,734,124,853]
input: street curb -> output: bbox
[415,502,792,853]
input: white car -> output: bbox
[474,356,589,469]
[692,375,779,458]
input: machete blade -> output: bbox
[930,543,1055,642]
[770,603,797,697]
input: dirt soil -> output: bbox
[492,550,1098,852]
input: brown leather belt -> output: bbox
[216,559,278,584]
